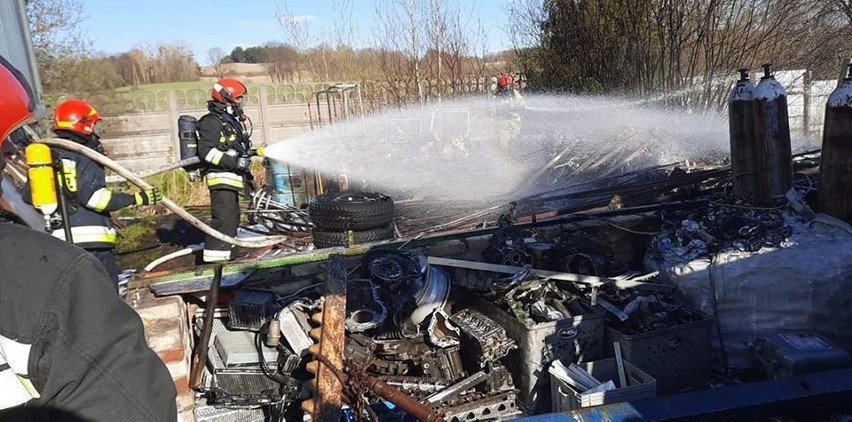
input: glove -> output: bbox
[135,188,162,206]
[252,145,266,158]
[236,157,250,172]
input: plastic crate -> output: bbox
[605,306,712,394]
[475,298,605,414]
[550,358,657,411]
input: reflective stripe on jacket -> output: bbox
[0,336,40,410]
[205,171,244,189]
[51,225,118,246]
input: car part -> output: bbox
[308,191,395,231]
[410,265,451,326]
[213,330,278,367]
[449,309,516,367]
[427,308,460,348]
[228,290,275,331]
[312,224,395,248]
[278,300,314,357]
[424,371,488,405]
[345,278,387,333]
[438,390,519,422]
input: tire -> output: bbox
[309,192,395,231]
[312,225,395,249]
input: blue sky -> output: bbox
[82,0,513,63]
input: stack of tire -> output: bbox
[308,192,396,249]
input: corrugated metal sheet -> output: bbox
[0,0,44,118]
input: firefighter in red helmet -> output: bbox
[0,55,176,421]
[197,77,261,262]
[494,73,524,102]
[24,99,162,288]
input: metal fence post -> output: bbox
[167,90,180,163]
[259,86,270,146]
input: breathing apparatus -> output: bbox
[24,143,72,240]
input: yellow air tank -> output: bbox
[25,143,58,216]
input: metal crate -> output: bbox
[474,298,606,414]
[605,306,712,394]
[550,358,657,411]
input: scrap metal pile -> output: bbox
[646,187,807,264]
[189,209,719,421]
[342,250,523,421]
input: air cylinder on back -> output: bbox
[729,68,757,200]
[818,64,852,223]
[178,115,198,161]
[752,63,793,204]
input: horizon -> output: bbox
[84,0,515,63]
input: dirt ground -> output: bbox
[116,213,206,273]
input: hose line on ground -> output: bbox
[36,137,292,249]
[144,244,204,272]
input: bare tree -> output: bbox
[207,47,226,78]
[372,0,427,105]
[26,0,91,95]
[277,1,315,81]
[331,0,358,81]
[265,42,298,83]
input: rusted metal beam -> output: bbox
[311,256,348,421]
[188,263,223,390]
[426,256,673,293]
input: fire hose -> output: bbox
[36,137,290,249]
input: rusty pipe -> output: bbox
[314,353,444,422]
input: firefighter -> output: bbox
[494,73,525,103]
[0,55,177,421]
[28,99,162,288]
[197,78,261,262]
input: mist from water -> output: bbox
[264,93,815,206]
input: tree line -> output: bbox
[509,0,852,108]
[27,0,504,106]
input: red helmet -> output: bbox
[0,56,35,145]
[54,99,101,136]
[497,74,513,89]
[211,78,247,104]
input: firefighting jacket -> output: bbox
[0,214,177,421]
[197,101,251,191]
[25,132,134,249]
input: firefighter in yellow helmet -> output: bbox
[25,98,162,288]
[0,54,176,421]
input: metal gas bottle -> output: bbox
[728,68,757,200]
[25,143,57,216]
[752,63,793,204]
[818,64,852,222]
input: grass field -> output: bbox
[115,80,212,93]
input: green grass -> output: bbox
[115,80,212,93]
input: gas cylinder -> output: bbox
[25,143,58,217]
[818,64,852,222]
[752,63,793,204]
[729,68,757,200]
[178,115,198,161]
